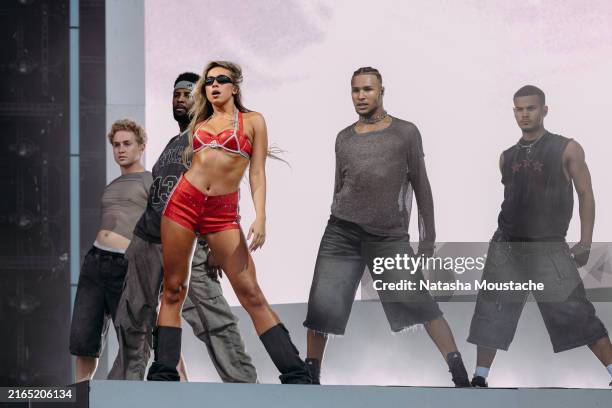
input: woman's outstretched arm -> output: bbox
[248,112,268,251]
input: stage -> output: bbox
[39,380,612,408]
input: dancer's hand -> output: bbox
[206,251,222,279]
[570,242,591,267]
[247,218,266,252]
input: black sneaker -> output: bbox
[305,358,321,385]
[471,376,488,388]
[446,352,470,387]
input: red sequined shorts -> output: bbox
[162,175,241,235]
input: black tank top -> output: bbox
[497,132,573,241]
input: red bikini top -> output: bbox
[192,111,253,160]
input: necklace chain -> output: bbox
[518,132,546,158]
[359,110,388,124]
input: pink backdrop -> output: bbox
[145,0,612,306]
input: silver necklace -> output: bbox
[518,132,546,157]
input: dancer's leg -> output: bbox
[70,248,108,382]
[108,238,164,380]
[146,218,196,381]
[75,356,98,382]
[305,330,327,385]
[306,330,328,361]
[205,228,277,334]
[205,228,310,384]
[589,337,612,366]
[158,218,196,328]
[177,355,189,381]
[303,216,367,384]
[183,256,258,382]
[424,316,459,358]
[476,345,497,368]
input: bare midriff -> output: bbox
[95,230,131,250]
[185,147,249,196]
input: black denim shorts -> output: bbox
[467,231,608,353]
[303,216,442,335]
[69,246,128,357]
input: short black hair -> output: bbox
[352,66,382,84]
[514,85,545,105]
[174,72,200,86]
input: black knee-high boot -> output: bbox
[259,324,312,384]
[146,326,181,381]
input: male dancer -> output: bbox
[70,119,152,381]
[467,85,612,387]
[303,67,470,387]
[108,73,257,382]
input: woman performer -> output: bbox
[146,61,311,384]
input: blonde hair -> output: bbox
[107,119,147,145]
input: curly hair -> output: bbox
[107,119,147,145]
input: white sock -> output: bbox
[475,366,490,378]
[607,364,612,378]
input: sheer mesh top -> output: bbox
[330,117,435,246]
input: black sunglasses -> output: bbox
[204,75,233,86]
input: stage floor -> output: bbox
[46,380,612,408]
